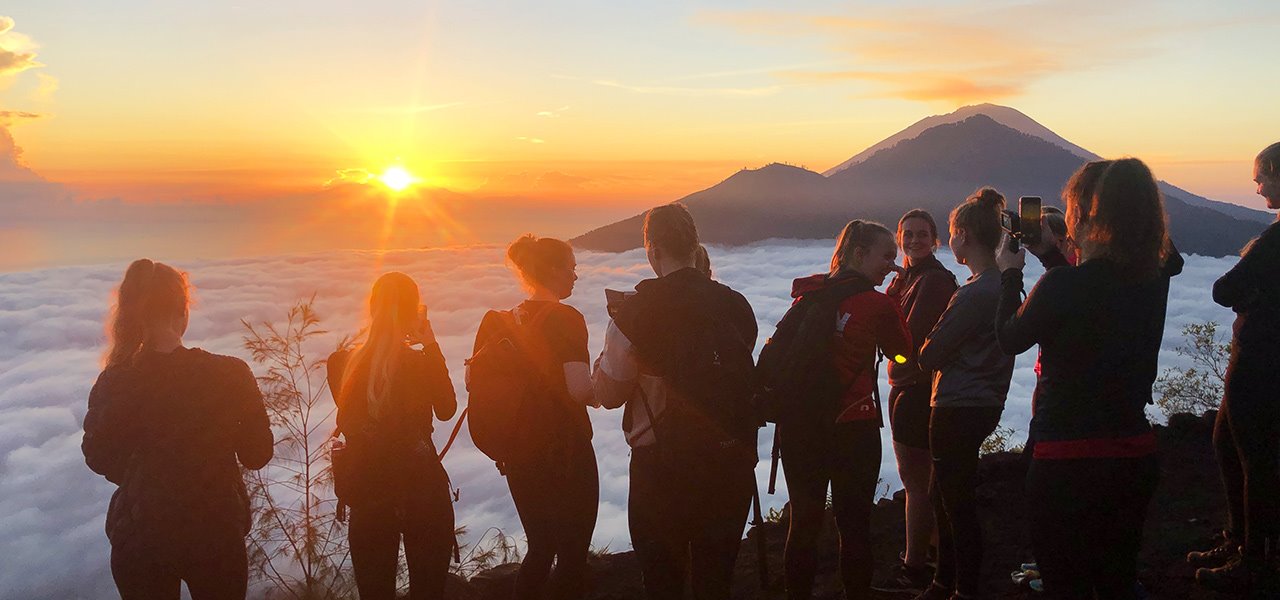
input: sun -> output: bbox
[379,166,416,192]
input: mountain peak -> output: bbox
[823,104,1100,176]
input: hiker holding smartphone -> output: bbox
[759,219,911,600]
[996,159,1183,599]
[328,272,458,600]
[469,234,598,600]
[592,203,759,600]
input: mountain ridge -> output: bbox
[572,107,1270,258]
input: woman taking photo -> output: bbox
[329,272,458,599]
[913,189,1015,600]
[996,159,1183,599]
[778,220,911,600]
[881,209,957,593]
[473,234,598,600]
[83,259,274,599]
[1194,142,1280,593]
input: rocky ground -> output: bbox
[457,411,1247,599]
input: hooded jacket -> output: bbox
[790,272,911,423]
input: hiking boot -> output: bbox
[1196,556,1269,593]
[1187,532,1240,567]
[873,561,934,593]
[910,582,952,600]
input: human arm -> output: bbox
[1213,226,1279,309]
[591,320,639,410]
[876,296,914,364]
[903,271,956,355]
[82,370,135,484]
[420,342,458,421]
[918,285,982,370]
[230,359,274,471]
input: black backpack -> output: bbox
[756,275,873,424]
[627,286,761,463]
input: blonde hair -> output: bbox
[340,272,420,420]
[830,220,892,273]
[104,259,190,367]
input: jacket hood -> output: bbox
[791,272,873,299]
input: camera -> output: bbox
[1001,196,1043,253]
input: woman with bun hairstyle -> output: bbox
[328,272,457,599]
[83,259,273,599]
[1194,142,1280,593]
[778,220,912,600]
[879,209,958,593]
[996,159,1183,599]
[473,234,598,600]
[912,189,1016,600]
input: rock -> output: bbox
[470,563,521,600]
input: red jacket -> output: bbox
[791,274,912,423]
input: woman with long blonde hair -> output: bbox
[83,258,273,599]
[329,272,457,600]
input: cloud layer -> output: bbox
[0,242,1236,598]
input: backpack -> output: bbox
[632,288,761,464]
[464,309,557,470]
[756,275,873,424]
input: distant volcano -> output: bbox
[572,105,1270,258]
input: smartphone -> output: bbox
[1020,196,1043,248]
[1001,209,1021,252]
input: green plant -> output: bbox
[981,425,1024,455]
[1154,321,1230,417]
[241,296,358,600]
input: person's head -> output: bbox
[1254,142,1280,210]
[643,203,699,277]
[507,234,577,300]
[948,187,1005,264]
[105,259,191,367]
[830,220,897,286]
[1065,158,1169,278]
[896,209,940,264]
[341,271,422,418]
[694,244,712,278]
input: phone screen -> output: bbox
[1020,196,1042,248]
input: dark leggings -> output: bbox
[1214,352,1280,559]
[506,438,600,600]
[110,528,248,600]
[781,419,881,600]
[349,462,456,600]
[929,406,1002,596]
[629,444,755,600]
[1027,455,1158,600]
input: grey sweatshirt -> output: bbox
[918,268,1014,408]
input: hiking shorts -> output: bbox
[889,383,932,450]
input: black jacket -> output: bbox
[1214,220,1280,358]
[83,348,273,547]
[328,343,456,501]
[996,250,1184,442]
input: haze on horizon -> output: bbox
[1,0,1278,269]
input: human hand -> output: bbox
[406,305,437,346]
[996,236,1026,271]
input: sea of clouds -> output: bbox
[0,241,1237,599]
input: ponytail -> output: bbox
[105,259,190,367]
[831,219,892,273]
